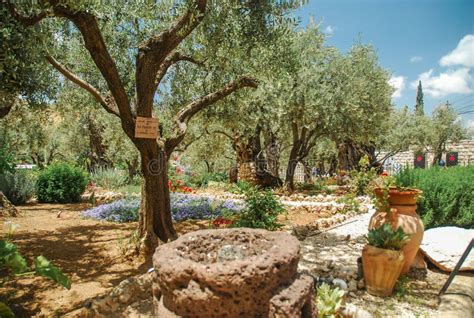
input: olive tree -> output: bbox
[5,0,306,255]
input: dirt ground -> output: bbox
[0,200,340,317]
[0,203,145,317]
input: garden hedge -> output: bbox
[396,166,473,229]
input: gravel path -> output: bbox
[326,206,373,237]
[299,207,446,318]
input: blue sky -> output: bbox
[295,0,474,127]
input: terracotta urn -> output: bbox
[371,188,424,274]
[373,187,421,205]
[362,245,405,297]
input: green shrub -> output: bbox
[336,193,361,214]
[90,167,128,190]
[231,180,253,194]
[36,163,88,203]
[295,182,325,195]
[191,172,228,188]
[0,169,36,205]
[0,143,14,175]
[234,186,285,230]
[395,166,473,228]
[350,155,377,196]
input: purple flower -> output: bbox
[82,194,244,223]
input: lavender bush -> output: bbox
[82,194,243,223]
[82,199,139,223]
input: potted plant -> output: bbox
[370,175,424,274]
[362,224,410,297]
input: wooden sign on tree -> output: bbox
[135,117,159,139]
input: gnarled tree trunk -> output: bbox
[337,140,379,172]
[264,129,281,178]
[139,146,176,257]
[284,123,318,191]
[87,116,112,170]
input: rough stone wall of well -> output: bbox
[377,139,474,169]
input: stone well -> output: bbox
[153,228,315,317]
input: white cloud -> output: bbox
[388,75,406,98]
[466,119,474,136]
[440,34,474,68]
[323,25,336,35]
[410,68,472,97]
[410,56,423,63]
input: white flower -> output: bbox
[4,221,20,236]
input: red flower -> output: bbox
[381,171,389,177]
[212,217,233,227]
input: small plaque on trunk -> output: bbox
[135,116,159,139]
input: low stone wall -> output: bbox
[378,139,474,169]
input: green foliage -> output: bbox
[296,182,324,195]
[234,186,285,230]
[395,275,410,298]
[372,175,396,213]
[0,5,57,107]
[36,163,88,203]
[231,180,254,194]
[34,255,71,290]
[316,283,345,318]
[349,155,377,196]
[0,236,71,315]
[0,169,36,205]
[90,167,128,190]
[0,143,14,175]
[0,239,28,274]
[0,302,15,318]
[415,81,424,116]
[366,224,410,250]
[191,172,228,188]
[336,193,361,214]
[395,166,473,228]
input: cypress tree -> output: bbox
[415,81,424,116]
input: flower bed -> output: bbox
[82,194,243,223]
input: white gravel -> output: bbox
[326,206,374,238]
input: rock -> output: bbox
[0,192,19,217]
[269,274,315,317]
[71,272,154,317]
[342,304,374,318]
[348,280,357,292]
[357,279,365,290]
[153,228,314,317]
[332,278,348,290]
[420,226,474,271]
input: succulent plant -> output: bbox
[316,283,345,318]
[366,224,410,250]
